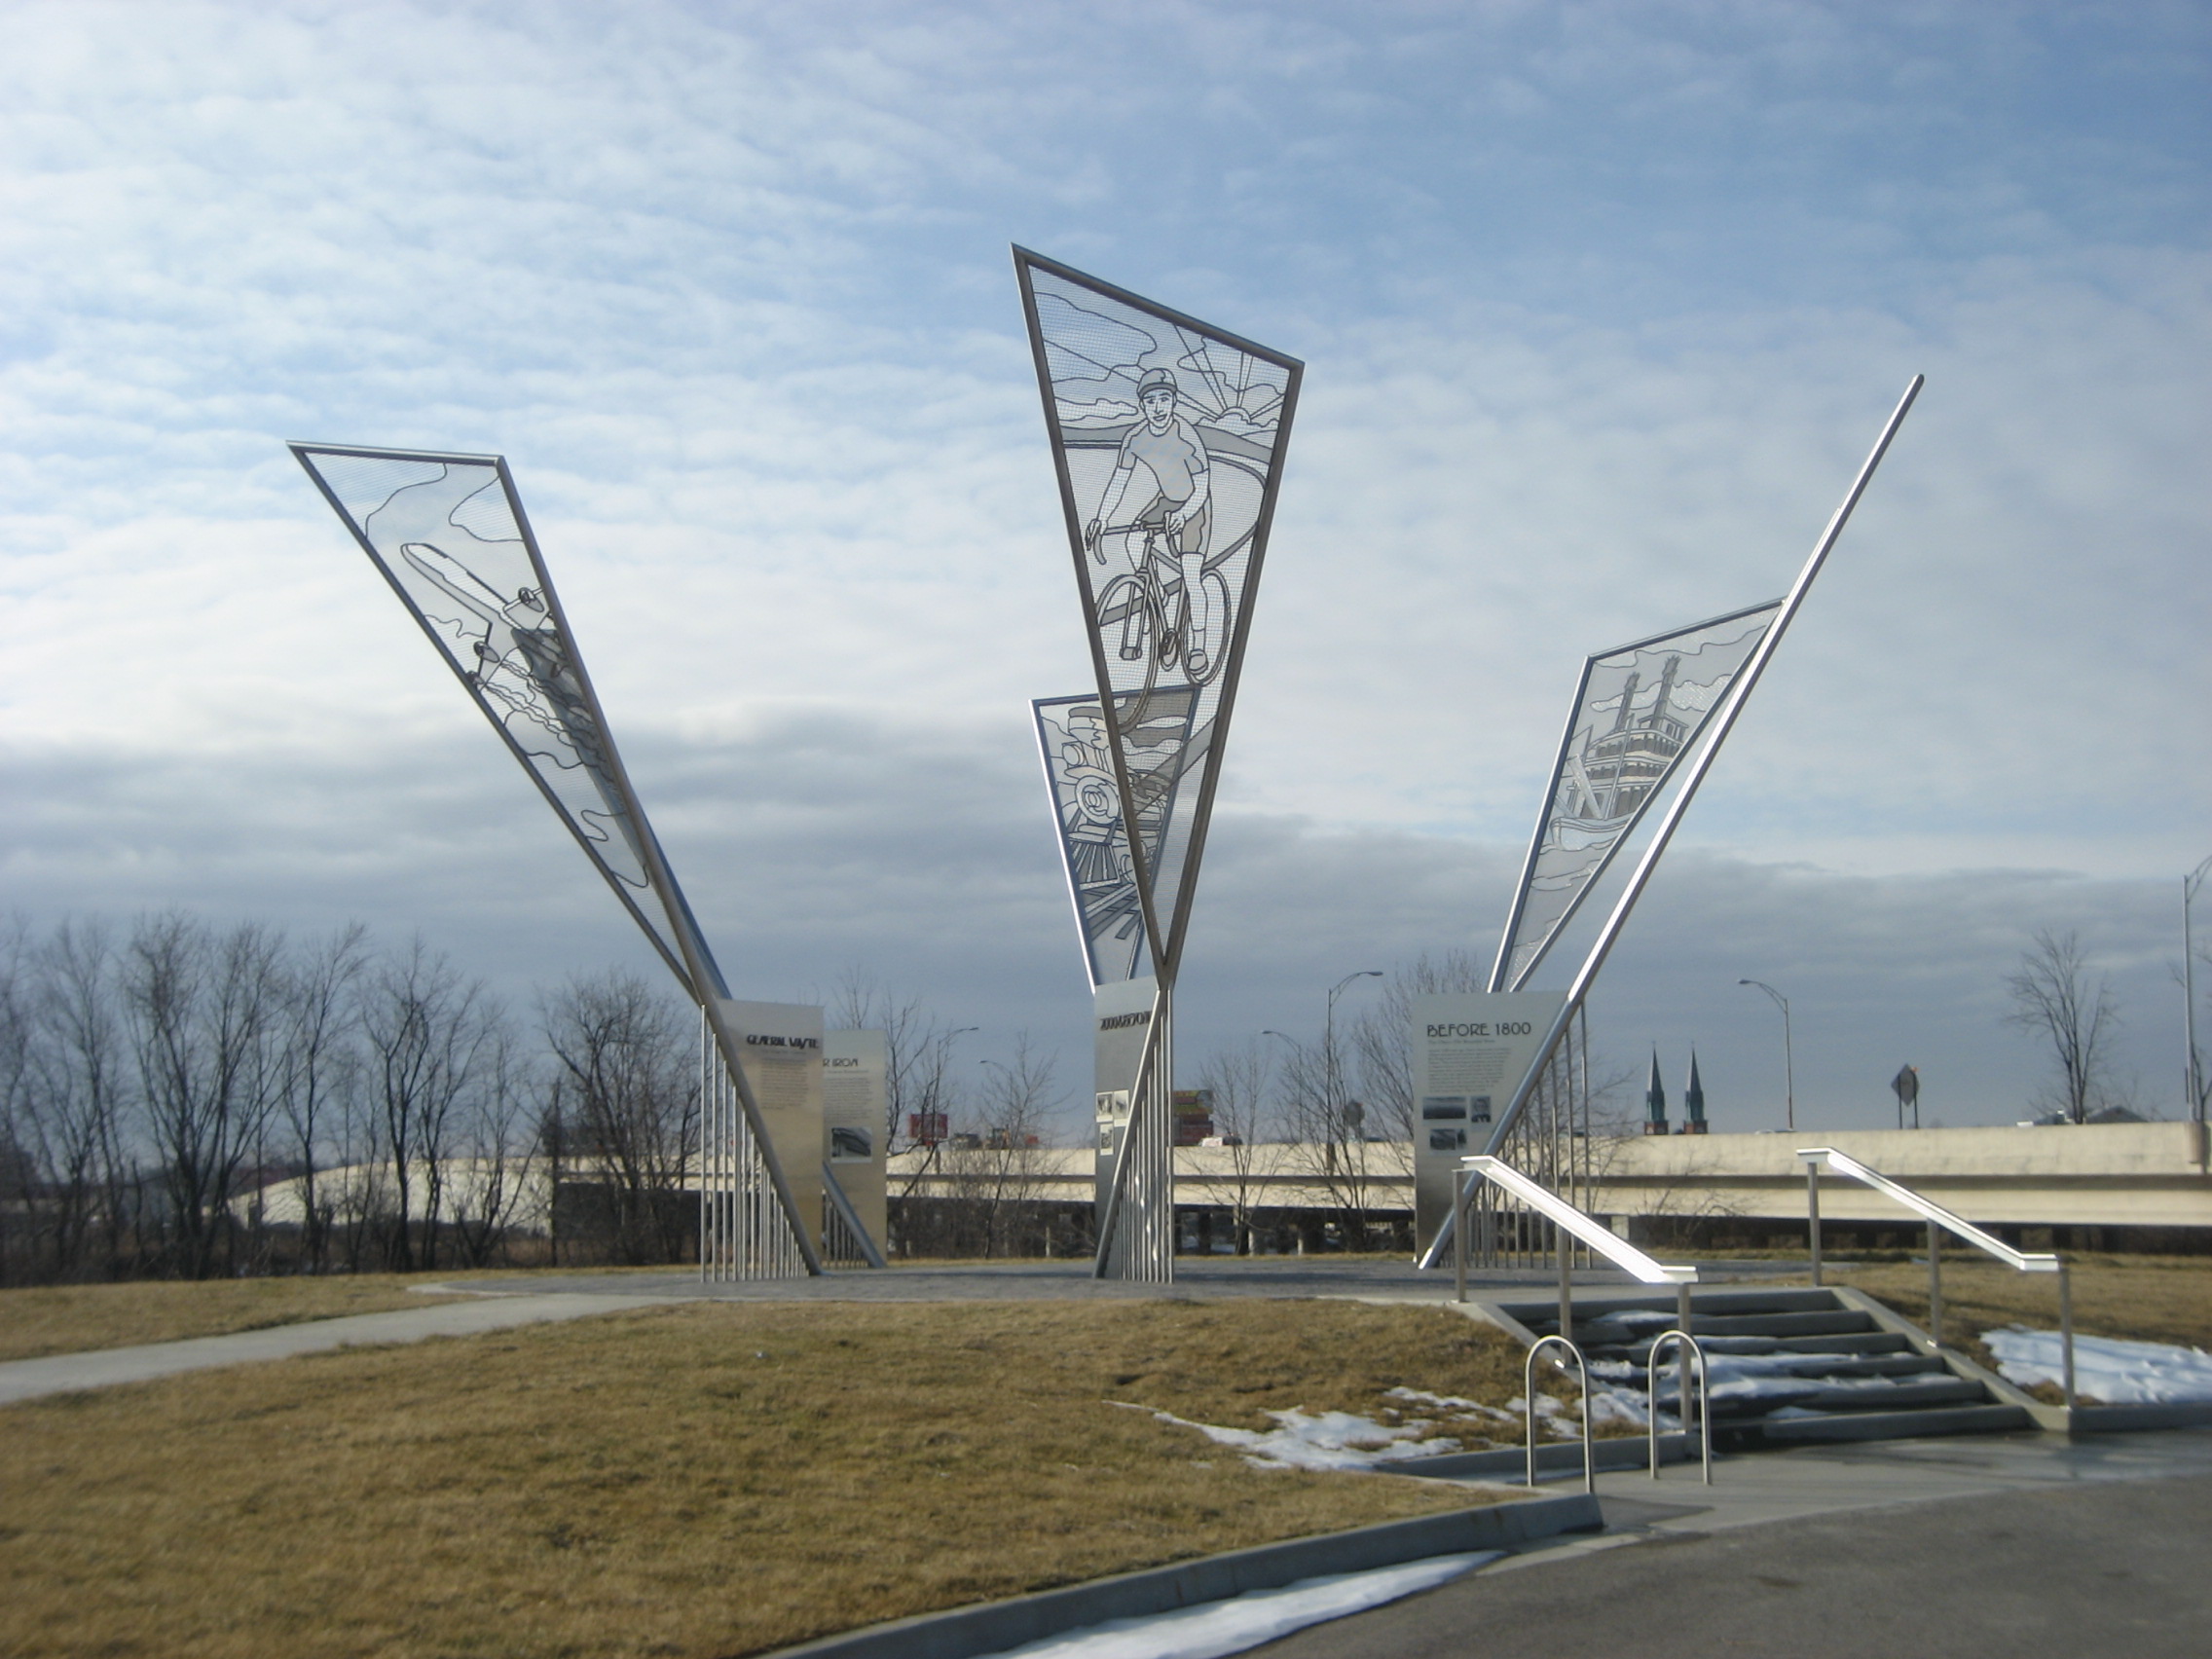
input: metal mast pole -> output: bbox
[1481,375,1923,1157]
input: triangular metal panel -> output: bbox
[1493,601,1783,993]
[1033,688,1205,987]
[1015,248,1300,982]
[291,443,697,992]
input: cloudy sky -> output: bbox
[2,1,2205,1137]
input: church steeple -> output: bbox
[1683,1049,1708,1134]
[1643,1047,1669,1136]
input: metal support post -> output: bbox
[1557,1219,1573,1341]
[2058,1259,2076,1411]
[1928,1220,1943,1347]
[1454,1168,1468,1305]
[1807,1161,1823,1286]
[1677,1279,1693,1422]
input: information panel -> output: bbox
[1093,976,1159,1210]
[1410,991,1566,1253]
[717,998,826,1243]
[824,1029,888,1252]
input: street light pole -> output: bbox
[2187,858,2211,1125]
[1739,978,1795,1133]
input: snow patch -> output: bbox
[980,1552,1499,1659]
[1114,1402,1460,1471]
[1983,1327,2212,1405]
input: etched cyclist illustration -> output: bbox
[1084,366,1231,690]
[1025,270,1287,732]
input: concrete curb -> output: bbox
[760,1492,1604,1659]
[2069,1401,2212,1434]
[1392,1432,1703,1482]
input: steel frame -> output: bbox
[290,441,834,1276]
[1477,375,1924,1160]
[1014,249,1302,1280]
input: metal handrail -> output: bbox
[1798,1145,2076,1409]
[1645,1330,1712,1485]
[1456,1152,1697,1302]
[1525,1335,1594,1493]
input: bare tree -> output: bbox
[274,924,369,1273]
[448,1024,539,1268]
[1272,1032,1404,1250]
[829,969,969,1156]
[1347,950,1490,1144]
[123,913,284,1278]
[940,1036,1060,1258]
[2006,929,2123,1124]
[1187,1040,1281,1254]
[361,938,499,1271]
[540,971,697,1264]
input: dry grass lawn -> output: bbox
[0,1298,1528,1659]
[0,1275,493,1363]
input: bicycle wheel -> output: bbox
[1184,569,1234,686]
[1096,571,1165,726]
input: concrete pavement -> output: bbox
[0,1288,686,1406]
[1249,1428,2212,1657]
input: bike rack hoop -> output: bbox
[1525,1334,1595,1494]
[1644,1329,1713,1486]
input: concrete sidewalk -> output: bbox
[1250,1432,2212,1656]
[0,1290,682,1406]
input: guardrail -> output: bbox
[1799,1145,2075,1408]
[1645,1329,1712,1485]
[1525,1335,1594,1493]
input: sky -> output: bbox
[1,0,2206,1138]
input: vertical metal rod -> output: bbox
[1557,1223,1573,1342]
[1928,1220,1943,1347]
[1807,1162,1823,1287]
[1676,1281,1692,1422]
[1454,1168,1468,1303]
[2059,1260,2076,1412]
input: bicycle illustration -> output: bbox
[1086,518,1235,713]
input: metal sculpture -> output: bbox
[1419,375,1924,1271]
[1491,602,1782,994]
[1015,248,1302,1281]
[289,443,849,1276]
[1481,375,1924,1160]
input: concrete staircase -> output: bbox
[1487,1284,2035,1449]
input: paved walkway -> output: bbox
[1252,1430,2212,1655]
[0,1290,685,1406]
[0,1255,1782,1406]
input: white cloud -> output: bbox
[0,1,2203,1140]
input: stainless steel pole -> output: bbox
[1928,1220,1943,1347]
[2187,862,2206,1125]
[2058,1260,2076,1412]
[1807,1161,1823,1287]
[1557,1220,1573,1341]
[1481,377,1924,1159]
[1454,1168,1468,1305]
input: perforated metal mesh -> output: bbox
[1496,603,1781,992]
[292,444,691,987]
